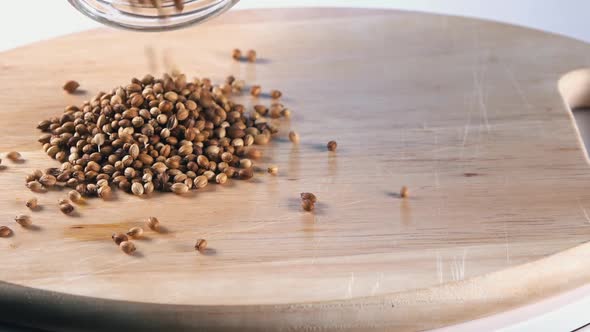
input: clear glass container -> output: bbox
[68,0,239,31]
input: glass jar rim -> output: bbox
[68,0,240,31]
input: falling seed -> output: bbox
[146,217,160,231]
[327,140,337,152]
[14,215,31,227]
[195,239,207,251]
[267,166,278,175]
[288,131,300,144]
[112,233,128,245]
[63,80,80,94]
[6,151,21,161]
[120,241,136,254]
[400,186,409,198]
[26,198,38,209]
[126,227,144,238]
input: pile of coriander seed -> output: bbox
[33,73,287,198]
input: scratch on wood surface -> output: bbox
[433,132,440,188]
[472,67,491,133]
[450,249,467,281]
[578,198,590,224]
[370,273,383,296]
[436,251,443,284]
[502,63,532,109]
[346,272,354,299]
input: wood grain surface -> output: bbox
[1,8,590,331]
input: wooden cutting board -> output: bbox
[1,8,590,331]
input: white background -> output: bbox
[1,0,590,51]
[1,1,590,331]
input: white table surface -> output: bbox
[2,1,590,331]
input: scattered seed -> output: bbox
[195,239,207,251]
[232,48,242,60]
[146,217,160,231]
[63,80,80,94]
[26,181,44,192]
[270,90,282,99]
[301,199,315,212]
[246,50,257,63]
[300,192,317,203]
[39,174,57,187]
[14,215,31,227]
[126,227,144,238]
[120,241,136,254]
[250,85,262,97]
[0,226,12,237]
[6,151,21,161]
[267,166,278,175]
[112,233,128,245]
[288,131,300,144]
[327,140,338,152]
[60,203,75,215]
[26,198,38,209]
[68,190,82,203]
[400,186,409,198]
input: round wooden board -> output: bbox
[1,8,590,331]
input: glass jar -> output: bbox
[68,0,240,31]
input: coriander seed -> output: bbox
[327,140,338,152]
[270,90,282,99]
[171,183,189,195]
[27,181,44,192]
[63,80,80,94]
[15,215,31,227]
[39,174,57,187]
[68,190,82,203]
[60,202,75,215]
[120,241,136,254]
[400,186,409,198]
[194,175,208,189]
[301,199,315,212]
[26,198,38,209]
[215,173,228,184]
[146,217,160,231]
[232,48,242,60]
[250,85,262,97]
[126,226,144,238]
[0,226,12,237]
[267,166,278,175]
[112,232,128,245]
[288,131,300,144]
[238,167,254,180]
[6,151,21,161]
[195,239,207,251]
[300,192,317,203]
[131,182,144,196]
[246,49,257,63]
